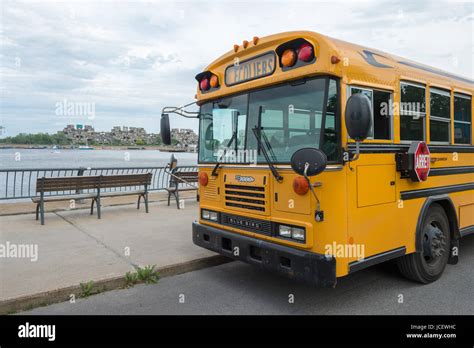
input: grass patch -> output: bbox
[136,265,160,284]
[124,271,139,287]
[79,281,94,297]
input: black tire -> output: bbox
[397,203,450,284]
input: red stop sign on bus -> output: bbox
[410,141,430,182]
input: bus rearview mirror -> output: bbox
[161,113,171,145]
[345,93,372,142]
[290,148,327,177]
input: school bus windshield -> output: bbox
[198,76,339,163]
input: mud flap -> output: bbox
[448,238,459,265]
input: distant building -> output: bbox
[60,125,165,145]
[171,128,198,147]
[62,124,94,143]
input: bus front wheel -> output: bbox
[397,203,451,284]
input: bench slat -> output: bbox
[168,170,199,196]
[32,193,96,203]
[36,173,152,193]
[100,190,145,197]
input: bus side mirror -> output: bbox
[345,93,372,142]
[161,113,171,145]
[290,148,327,177]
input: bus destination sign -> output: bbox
[225,52,276,86]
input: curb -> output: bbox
[0,255,232,315]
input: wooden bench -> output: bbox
[165,169,198,209]
[32,173,152,225]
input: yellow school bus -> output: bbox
[161,31,473,286]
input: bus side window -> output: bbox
[322,79,338,161]
[454,93,472,144]
[400,82,426,141]
[429,88,451,143]
[349,87,392,140]
[373,90,392,140]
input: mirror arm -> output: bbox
[162,101,200,119]
[304,163,320,208]
[344,141,361,163]
[304,163,324,222]
[351,141,361,161]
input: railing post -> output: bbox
[76,167,86,204]
[40,177,45,225]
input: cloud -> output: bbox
[1,0,472,136]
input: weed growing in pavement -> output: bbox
[79,281,94,297]
[136,265,160,284]
[124,271,139,287]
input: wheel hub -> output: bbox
[423,223,447,261]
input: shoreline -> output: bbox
[0,145,196,152]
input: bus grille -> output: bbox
[224,184,266,213]
[202,177,218,200]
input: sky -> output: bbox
[1,0,473,137]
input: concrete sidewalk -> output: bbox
[0,190,196,216]
[0,198,226,313]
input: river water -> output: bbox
[0,149,198,169]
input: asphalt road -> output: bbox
[25,235,474,315]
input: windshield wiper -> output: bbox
[253,106,282,182]
[211,131,237,177]
[252,126,283,182]
[260,127,277,163]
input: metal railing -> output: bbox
[0,166,198,200]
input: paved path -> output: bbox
[0,190,194,216]
[0,199,214,302]
[25,235,474,315]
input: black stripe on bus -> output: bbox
[429,145,474,153]
[349,247,406,273]
[400,183,474,201]
[347,143,409,153]
[430,166,474,176]
[460,225,474,238]
[347,143,474,154]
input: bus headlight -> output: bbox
[278,225,292,238]
[278,225,305,241]
[201,209,218,222]
[291,227,305,241]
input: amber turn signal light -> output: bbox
[210,74,219,88]
[199,172,209,186]
[293,176,309,195]
[281,49,297,67]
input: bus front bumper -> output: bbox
[192,222,337,287]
